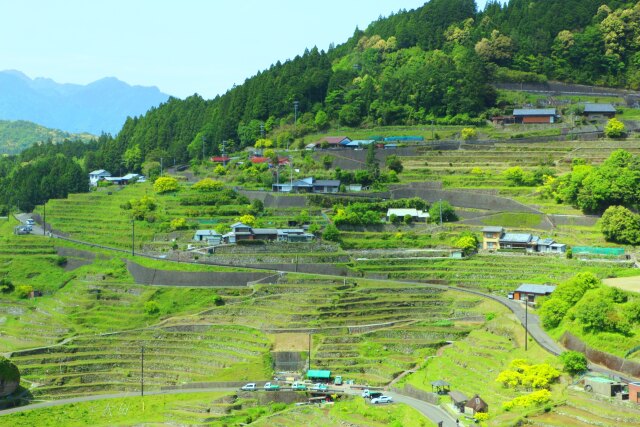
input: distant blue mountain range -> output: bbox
[0,70,170,135]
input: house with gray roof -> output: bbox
[222,222,313,244]
[193,230,223,245]
[481,227,566,253]
[272,177,340,194]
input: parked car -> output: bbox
[371,395,393,404]
[263,382,280,391]
[312,383,328,391]
[362,389,383,399]
[240,383,256,391]
[292,381,307,391]
[26,219,35,226]
[334,375,343,386]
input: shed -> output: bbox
[465,394,488,414]
[306,370,331,380]
[431,380,451,394]
[513,108,557,124]
[629,382,640,403]
[511,284,556,303]
[313,180,340,193]
[449,390,468,412]
[583,103,616,119]
[386,208,430,222]
[584,377,628,399]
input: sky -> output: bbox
[0,0,496,99]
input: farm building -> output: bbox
[583,377,628,399]
[513,108,557,124]
[386,208,430,222]
[309,136,351,148]
[306,369,331,381]
[193,230,223,245]
[583,103,616,120]
[449,390,468,412]
[509,284,556,303]
[344,139,375,148]
[465,394,489,415]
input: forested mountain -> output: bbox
[85,0,640,174]
[0,120,94,155]
[0,70,170,135]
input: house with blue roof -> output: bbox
[510,284,557,304]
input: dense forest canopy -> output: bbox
[2,0,640,212]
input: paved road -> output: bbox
[387,392,459,427]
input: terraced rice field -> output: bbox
[353,254,637,292]
[10,325,271,399]
[42,186,156,249]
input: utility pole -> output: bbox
[131,219,135,256]
[43,203,46,236]
[222,140,227,166]
[308,333,311,371]
[439,199,443,225]
[260,123,265,139]
[160,157,163,176]
[525,295,529,351]
[141,345,145,396]
[292,100,299,151]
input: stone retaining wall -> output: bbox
[560,331,640,378]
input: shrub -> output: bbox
[154,176,179,193]
[474,412,489,422]
[461,127,477,140]
[0,278,14,294]
[214,165,226,176]
[213,294,225,306]
[559,351,588,376]
[169,217,188,231]
[16,285,34,299]
[502,389,552,411]
[144,300,160,315]
[192,178,224,192]
[55,256,68,267]
[429,201,458,223]
[322,223,341,242]
[235,214,256,227]
[604,118,625,138]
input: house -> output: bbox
[537,238,566,254]
[509,284,556,303]
[583,103,616,120]
[277,229,315,242]
[500,232,534,251]
[386,208,430,222]
[481,226,503,250]
[465,394,489,415]
[449,390,469,412]
[223,222,313,244]
[272,177,340,194]
[313,179,340,193]
[193,229,223,245]
[513,108,557,124]
[482,226,566,253]
[89,169,111,186]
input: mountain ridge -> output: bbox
[0,70,170,135]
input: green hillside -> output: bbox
[0,120,94,155]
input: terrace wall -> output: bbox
[561,331,640,378]
[238,190,307,208]
[126,260,270,287]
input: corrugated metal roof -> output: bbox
[314,180,340,187]
[500,233,533,243]
[449,390,468,403]
[515,284,556,294]
[538,238,554,245]
[387,208,429,218]
[584,103,616,113]
[513,108,556,116]
[481,226,503,233]
[307,369,331,378]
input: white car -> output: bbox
[371,395,393,404]
[240,383,256,391]
[26,218,35,226]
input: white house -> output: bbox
[89,169,111,186]
[386,208,430,222]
